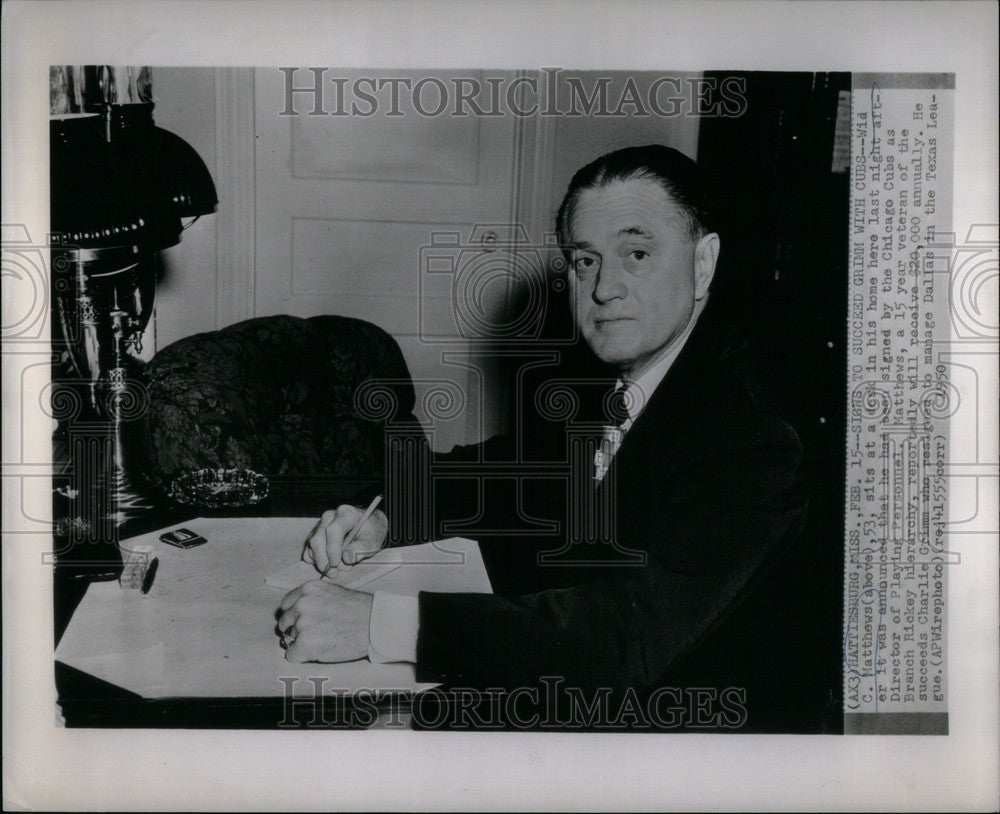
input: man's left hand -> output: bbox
[277,581,373,663]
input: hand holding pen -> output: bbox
[302,495,386,576]
[284,496,385,650]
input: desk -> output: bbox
[54,477,492,728]
[54,476,377,641]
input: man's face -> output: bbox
[566,177,716,379]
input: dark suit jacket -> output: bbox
[388,304,809,702]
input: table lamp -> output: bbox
[50,102,217,571]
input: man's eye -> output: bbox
[574,256,598,273]
[629,250,648,261]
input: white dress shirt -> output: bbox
[368,301,706,663]
[369,592,420,663]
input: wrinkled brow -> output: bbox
[617,226,656,239]
[568,226,658,250]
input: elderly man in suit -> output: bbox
[277,145,809,723]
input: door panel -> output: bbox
[254,69,520,449]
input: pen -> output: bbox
[283,495,384,649]
[141,557,159,594]
[319,494,383,579]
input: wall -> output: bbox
[146,68,702,447]
[146,67,219,354]
[546,70,703,231]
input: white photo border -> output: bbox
[2,1,997,810]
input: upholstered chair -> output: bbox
[137,315,418,483]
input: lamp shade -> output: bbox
[50,103,218,254]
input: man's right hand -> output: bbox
[303,504,389,574]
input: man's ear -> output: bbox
[693,232,720,300]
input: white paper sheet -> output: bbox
[264,549,404,591]
[55,518,491,697]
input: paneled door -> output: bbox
[254,68,525,450]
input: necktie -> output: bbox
[594,383,629,482]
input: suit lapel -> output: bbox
[598,303,742,489]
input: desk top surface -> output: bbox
[55,517,489,698]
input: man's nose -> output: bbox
[592,261,628,303]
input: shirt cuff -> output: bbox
[368,592,420,663]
